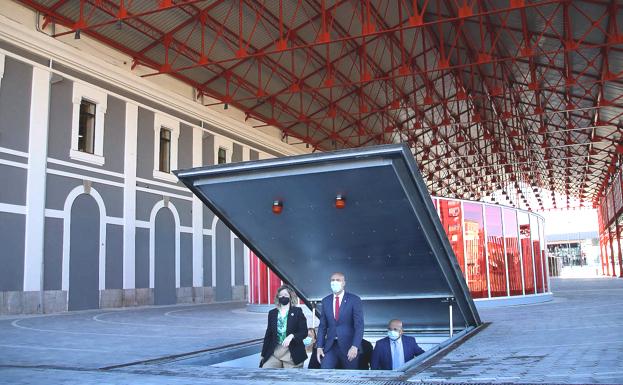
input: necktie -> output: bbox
[392,340,401,370]
[334,295,340,320]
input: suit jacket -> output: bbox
[261,306,308,365]
[316,292,364,353]
[370,335,425,370]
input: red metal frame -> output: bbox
[18,0,623,213]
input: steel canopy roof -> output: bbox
[176,143,480,331]
[18,0,623,211]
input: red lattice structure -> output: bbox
[19,0,623,211]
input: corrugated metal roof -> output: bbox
[17,0,622,211]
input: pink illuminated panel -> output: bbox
[531,215,544,293]
[463,203,488,298]
[438,199,465,273]
[503,209,522,296]
[485,206,507,297]
[518,212,535,294]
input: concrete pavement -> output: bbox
[1,277,622,384]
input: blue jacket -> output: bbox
[316,292,364,353]
[371,335,425,370]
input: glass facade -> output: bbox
[485,206,507,297]
[597,168,622,277]
[504,209,522,296]
[463,202,488,298]
[532,215,544,293]
[249,198,549,303]
[518,212,535,294]
[439,199,465,274]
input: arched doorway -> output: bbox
[215,221,232,301]
[154,207,176,305]
[68,194,100,311]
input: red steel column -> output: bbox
[609,228,617,277]
[600,233,607,276]
[616,221,623,278]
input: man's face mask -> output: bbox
[387,330,400,340]
[330,281,343,293]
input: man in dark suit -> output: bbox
[371,319,425,370]
[316,272,364,369]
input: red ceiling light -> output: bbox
[272,200,283,214]
[335,195,346,209]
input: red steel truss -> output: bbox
[19,0,623,211]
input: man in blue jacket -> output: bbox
[316,272,364,369]
[371,319,425,370]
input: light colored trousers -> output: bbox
[262,345,303,368]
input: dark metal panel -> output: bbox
[176,144,480,330]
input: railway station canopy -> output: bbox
[18,0,623,213]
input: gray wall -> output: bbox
[103,96,126,174]
[0,57,32,153]
[180,233,192,287]
[105,224,123,289]
[44,175,123,218]
[136,107,155,180]
[234,238,244,286]
[135,228,150,289]
[249,149,259,161]
[202,133,214,166]
[178,123,192,171]
[215,220,232,301]
[135,192,192,226]
[0,212,25,291]
[203,235,212,287]
[43,217,63,291]
[68,194,100,311]
[0,165,26,205]
[47,78,73,160]
[232,143,243,162]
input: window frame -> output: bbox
[152,113,180,182]
[217,147,227,164]
[70,82,107,166]
[78,98,97,154]
[159,126,172,173]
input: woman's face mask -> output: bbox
[278,296,290,306]
[303,336,313,346]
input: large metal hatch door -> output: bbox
[176,144,480,332]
